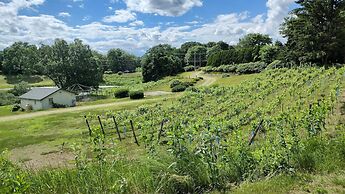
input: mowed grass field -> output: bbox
[0,75,54,89]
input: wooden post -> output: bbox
[112,116,122,141]
[130,120,139,146]
[157,119,164,143]
[84,116,92,137]
[249,120,264,146]
[98,116,105,136]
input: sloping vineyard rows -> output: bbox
[84,67,345,188]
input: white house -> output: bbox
[19,87,76,110]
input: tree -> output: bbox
[10,81,31,96]
[216,41,230,50]
[36,44,53,75]
[107,49,139,73]
[236,33,272,63]
[259,45,281,64]
[185,45,207,66]
[92,51,107,72]
[46,39,103,88]
[207,45,222,59]
[179,41,203,65]
[207,49,240,67]
[0,50,3,72]
[142,44,182,82]
[281,0,345,65]
[2,42,38,75]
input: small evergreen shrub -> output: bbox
[129,90,144,99]
[114,88,129,98]
[172,84,187,92]
[170,80,182,88]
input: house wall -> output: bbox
[20,99,43,110]
[20,90,76,111]
[49,90,76,107]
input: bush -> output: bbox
[184,65,195,72]
[11,104,22,112]
[10,81,30,96]
[129,90,144,99]
[170,80,182,88]
[266,60,287,70]
[0,92,17,106]
[117,71,123,75]
[114,88,129,98]
[172,84,187,92]
[236,62,267,74]
[52,103,67,108]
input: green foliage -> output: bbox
[9,81,30,96]
[114,88,129,98]
[129,90,144,99]
[142,44,183,82]
[183,65,195,72]
[185,45,207,66]
[107,48,139,73]
[2,42,38,75]
[170,80,182,88]
[46,39,103,88]
[207,49,240,67]
[281,0,345,65]
[171,84,187,92]
[266,60,287,70]
[0,92,17,106]
[259,45,281,64]
[236,62,267,74]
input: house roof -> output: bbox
[19,87,62,100]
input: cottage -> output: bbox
[19,87,76,110]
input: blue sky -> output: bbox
[0,0,296,55]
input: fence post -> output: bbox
[98,116,106,136]
[130,120,139,146]
[249,120,264,146]
[157,119,165,143]
[112,116,122,141]
[84,116,92,137]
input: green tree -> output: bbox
[207,49,240,67]
[236,33,272,63]
[0,50,3,72]
[107,49,139,73]
[2,42,38,75]
[259,45,280,64]
[142,44,182,82]
[281,0,345,65]
[10,81,31,96]
[185,45,207,66]
[46,39,103,88]
[180,41,203,65]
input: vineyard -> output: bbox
[2,67,345,193]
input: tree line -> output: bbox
[0,0,344,85]
[141,0,345,82]
[0,39,140,88]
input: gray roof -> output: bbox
[19,87,61,100]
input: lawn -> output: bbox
[0,74,54,89]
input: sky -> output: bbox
[0,0,297,55]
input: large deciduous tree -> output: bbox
[185,45,207,66]
[107,49,139,73]
[236,33,272,63]
[2,42,38,75]
[46,39,103,88]
[142,44,182,82]
[281,0,345,65]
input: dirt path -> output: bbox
[188,71,218,86]
[0,95,177,122]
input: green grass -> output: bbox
[0,95,179,151]
[102,72,142,87]
[0,74,54,89]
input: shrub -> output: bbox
[266,60,287,70]
[183,81,195,87]
[172,84,187,92]
[170,80,182,88]
[184,65,195,72]
[0,92,17,106]
[11,104,22,112]
[236,62,267,74]
[201,66,214,73]
[10,81,30,96]
[117,71,123,75]
[52,103,67,108]
[114,88,129,98]
[129,90,144,99]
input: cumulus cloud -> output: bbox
[103,9,137,23]
[124,0,203,16]
[58,12,71,17]
[0,0,295,55]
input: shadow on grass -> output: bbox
[5,75,43,84]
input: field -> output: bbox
[1,68,345,193]
[0,75,54,89]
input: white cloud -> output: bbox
[103,9,136,23]
[58,12,71,17]
[0,0,295,55]
[124,0,203,16]
[129,20,144,26]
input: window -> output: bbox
[49,98,53,105]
